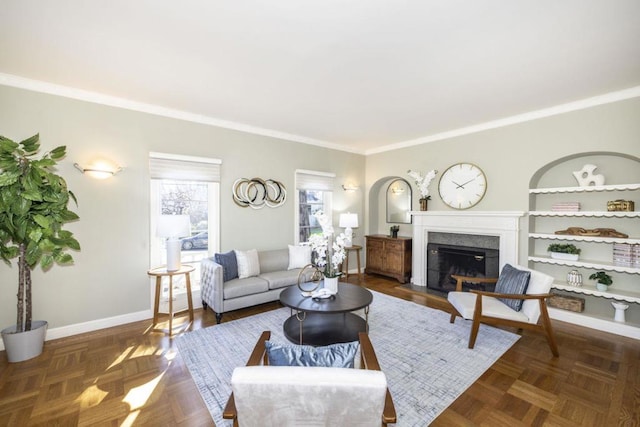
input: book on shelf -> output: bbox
[551,202,581,212]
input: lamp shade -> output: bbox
[339,213,358,228]
[156,215,191,238]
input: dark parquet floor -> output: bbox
[0,274,638,426]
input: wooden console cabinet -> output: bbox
[365,235,412,283]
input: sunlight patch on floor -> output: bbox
[75,384,109,408]
[123,371,166,410]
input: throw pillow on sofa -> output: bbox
[215,251,238,282]
[287,245,312,270]
[235,249,260,278]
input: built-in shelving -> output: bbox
[528,255,640,274]
[550,281,640,304]
[529,211,640,218]
[529,233,640,245]
[528,176,640,339]
[530,183,640,194]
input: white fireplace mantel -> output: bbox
[410,211,525,286]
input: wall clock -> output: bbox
[438,163,487,209]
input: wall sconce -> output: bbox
[391,186,405,195]
[74,161,123,180]
[342,183,359,192]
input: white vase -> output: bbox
[595,282,608,292]
[324,276,339,294]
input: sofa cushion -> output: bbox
[258,249,289,273]
[260,269,302,290]
[214,251,238,282]
[223,276,269,299]
[236,249,260,279]
[495,264,531,312]
[265,340,359,368]
[287,245,312,270]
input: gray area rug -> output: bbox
[176,290,519,426]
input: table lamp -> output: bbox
[157,215,191,271]
[339,213,358,247]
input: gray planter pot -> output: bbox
[1,320,48,363]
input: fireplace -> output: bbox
[410,211,525,287]
[426,242,499,296]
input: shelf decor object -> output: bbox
[548,243,581,261]
[589,271,613,292]
[566,270,583,286]
[607,199,635,211]
[572,164,605,187]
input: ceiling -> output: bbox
[1,0,639,155]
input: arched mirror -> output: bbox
[386,178,412,223]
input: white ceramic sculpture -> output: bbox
[572,164,605,187]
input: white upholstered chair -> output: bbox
[447,264,559,357]
[223,331,396,427]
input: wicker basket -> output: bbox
[548,293,585,312]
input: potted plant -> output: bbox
[547,243,581,261]
[589,271,612,291]
[0,134,80,362]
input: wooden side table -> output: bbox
[147,264,195,335]
[342,245,362,281]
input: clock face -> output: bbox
[438,163,487,209]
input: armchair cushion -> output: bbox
[265,340,359,368]
[235,249,260,278]
[448,291,529,322]
[494,264,530,311]
[214,250,238,282]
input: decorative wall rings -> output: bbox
[232,178,287,209]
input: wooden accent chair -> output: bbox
[447,265,559,357]
[223,331,396,426]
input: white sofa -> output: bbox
[201,249,310,323]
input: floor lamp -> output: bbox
[157,215,191,271]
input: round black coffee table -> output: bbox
[279,282,373,346]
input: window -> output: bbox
[149,153,221,312]
[295,170,335,244]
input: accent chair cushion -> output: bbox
[287,245,312,270]
[235,249,260,279]
[265,340,359,368]
[495,264,531,311]
[214,251,238,282]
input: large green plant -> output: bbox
[0,134,80,333]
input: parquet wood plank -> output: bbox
[0,274,638,426]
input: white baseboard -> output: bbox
[0,309,153,352]
[548,307,640,340]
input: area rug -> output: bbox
[176,290,520,426]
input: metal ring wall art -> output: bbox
[232,178,287,209]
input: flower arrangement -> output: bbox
[308,210,346,278]
[407,169,438,200]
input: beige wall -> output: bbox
[366,97,640,243]
[0,85,365,331]
[1,84,639,336]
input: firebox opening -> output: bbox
[427,242,499,297]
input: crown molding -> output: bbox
[0,72,363,155]
[366,85,640,155]
[1,73,638,157]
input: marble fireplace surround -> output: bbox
[410,211,525,286]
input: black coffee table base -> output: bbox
[283,312,367,346]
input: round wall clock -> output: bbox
[438,163,487,209]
